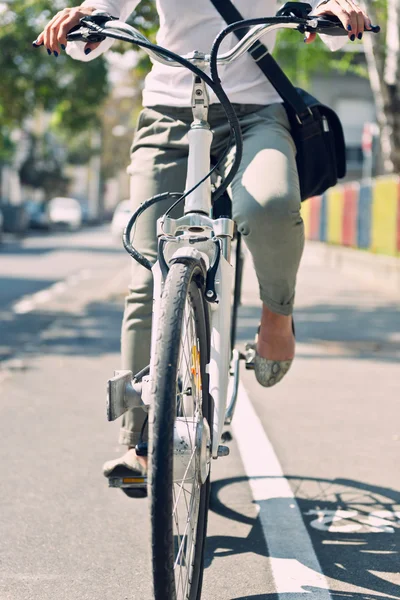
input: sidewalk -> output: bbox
[308,240,400,296]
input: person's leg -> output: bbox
[117,107,191,449]
[218,103,303,370]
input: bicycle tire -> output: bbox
[149,258,212,600]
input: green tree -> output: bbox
[362,0,400,173]
[0,0,109,160]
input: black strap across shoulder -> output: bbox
[209,0,314,122]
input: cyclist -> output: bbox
[35,0,373,486]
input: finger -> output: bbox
[355,5,366,38]
[32,32,44,47]
[333,5,356,39]
[343,4,358,39]
[363,14,372,30]
[344,1,364,38]
[58,12,85,48]
[83,42,101,55]
[43,9,67,51]
[49,14,67,54]
[304,32,317,44]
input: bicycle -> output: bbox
[67,7,379,599]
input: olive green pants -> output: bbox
[119,102,304,446]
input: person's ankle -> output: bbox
[257,305,295,360]
[128,446,148,468]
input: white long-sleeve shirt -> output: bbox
[67,0,345,107]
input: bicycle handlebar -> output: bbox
[66,10,380,68]
[65,7,380,268]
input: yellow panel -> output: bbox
[301,198,312,239]
[371,176,398,256]
[327,187,344,244]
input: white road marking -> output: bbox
[12,269,93,314]
[232,381,332,599]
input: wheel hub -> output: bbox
[173,416,211,485]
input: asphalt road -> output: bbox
[0,226,399,600]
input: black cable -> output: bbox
[163,131,235,220]
[138,414,148,444]
[75,20,243,202]
[122,192,182,268]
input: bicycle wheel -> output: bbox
[150,257,212,600]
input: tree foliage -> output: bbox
[0,0,109,160]
[274,30,367,88]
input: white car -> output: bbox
[111,200,132,240]
[48,197,82,230]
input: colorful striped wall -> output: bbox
[302,175,400,257]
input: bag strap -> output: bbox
[209,0,312,122]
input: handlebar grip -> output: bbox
[308,15,380,36]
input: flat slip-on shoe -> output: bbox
[247,317,295,388]
[103,448,147,498]
[254,353,293,387]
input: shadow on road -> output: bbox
[1,297,123,365]
[233,592,398,600]
[208,475,400,599]
[236,304,400,363]
[37,300,123,357]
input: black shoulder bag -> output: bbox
[209,0,347,201]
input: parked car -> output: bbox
[111,200,131,240]
[48,196,82,230]
[25,201,50,230]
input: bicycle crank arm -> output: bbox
[106,370,148,421]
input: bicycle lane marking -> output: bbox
[232,380,332,599]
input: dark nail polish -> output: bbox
[54,51,59,57]
[358,33,363,40]
[61,44,66,50]
[347,25,352,31]
[84,48,92,55]
[303,36,307,43]
[47,48,51,55]
[350,34,355,41]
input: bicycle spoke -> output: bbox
[173,447,196,513]
[172,293,204,599]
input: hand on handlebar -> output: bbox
[32,6,101,56]
[305,0,373,44]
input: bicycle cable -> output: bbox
[78,18,243,203]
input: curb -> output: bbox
[309,241,400,296]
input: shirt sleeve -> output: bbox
[66,0,141,62]
[308,0,349,51]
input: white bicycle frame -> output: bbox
[150,68,234,459]
[104,17,317,457]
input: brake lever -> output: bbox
[66,11,118,43]
[301,15,380,36]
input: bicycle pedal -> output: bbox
[221,430,233,443]
[108,475,148,489]
[217,445,230,457]
[244,343,255,370]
